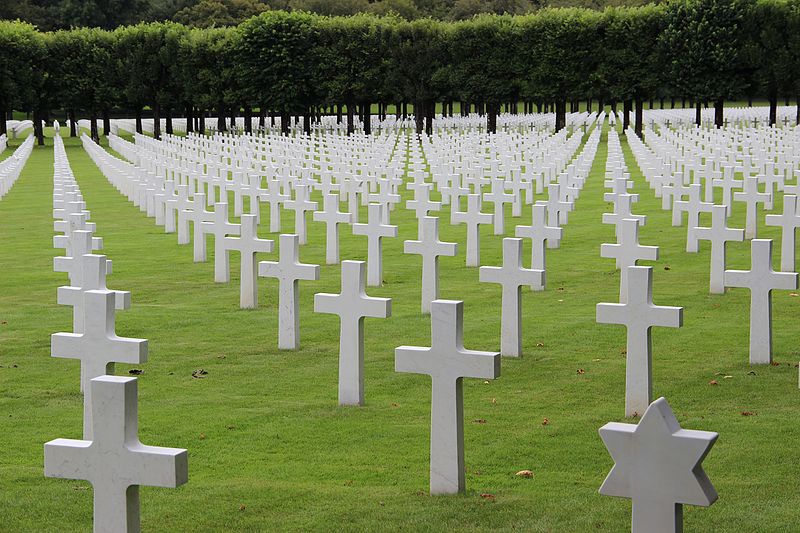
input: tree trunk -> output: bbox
[166,108,173,135]
[623,100,632,131]
[768,85,778,126]
[135,107,143,134]
[303,112,311,135]
[670,98,675,109]
[69,109,77,137]
[199,109,206,134]
[217,103,226,132]
[402,102,408,119]
[611,101,617,114]
[90,110,99,144]
[555,99,567,132]
[153,103,161,140]
[695,102,702,126]
[414,100,424,134]
[634,99,644,138]
[244,106,252,133]
[363,101,371,135]
[714,98,724,128]
[33,109,45,145]
[102,109,111,136]
[259,108,266,129]
[425,100,434,135]
[0,99,6,137]
[796,97,800,125]
[185,105,194,133]
[487,102,498,134]
[346,103,355,135]
[280,111,290,135]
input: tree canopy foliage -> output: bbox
[2,0,799,141]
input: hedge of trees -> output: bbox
[2,0,800,145]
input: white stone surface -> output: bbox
[765,195,800,272]
[479,238,543,357]
[724,239,798,364]
[201,202,240,283]
[597,267,683,417]
[258,234,320,350]
[52,289,147,439]
[601,219,659,302]
[313,192,352,265]
[352,203,397,286]
[452,193,493,267]
[314,261,391,406]
[285,184,318,245]
[395,300,501,495]
[515,202,561,290]
[734,176,770,239]
[484,178,514,235]
[599,397,718,533]
[403,216,458,314]
[673,184,713,253]
[224,214,274,308]
[695,205,745,294]
[45,376,188,533]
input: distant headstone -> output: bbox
[452,193,493,267]
[403,216,458,314]
[313,192,352,265]
[224,214,274,308]
[352,203,397,286]
[765,195,800,272]
[695,204,744,294]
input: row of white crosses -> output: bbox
[597,126,719,533]
[627,126,799,365]
[47,133,188,532]
[0,134,34,200]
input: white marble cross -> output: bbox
[479,238,543,357]
[45,375,188,533]
[57,253,130,333]
[604,194,646,238]
[314,261,391,406]
[484,177,514,235]
[285,184,318,245]
[52,289,147,439]
[406,182,441,223]
[201,202,240,283]
[188,192,214,262]
[597,267,683,417]
[452,193,493,267]
[765,195,800,272]
[601,219,659,302]
[545,183,571,227]
[599,396,718,533]
[734,176,771,239]
[258,234,320,350]
[403,216,458,314]
[515,202,562,289]
[54,230,106,287]
[395,300,501,495]
[352,203,397,286]
[672,184,713,252]
[695,204,745,294]
[313,192,352,264]
[724,239,798,364]
[261,181,289,233]
[224,214,274,308]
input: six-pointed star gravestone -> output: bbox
[395,300,501,495]
[45,376,188,533]
[597,266,683,418]
[724,239,798,364]
[599,397,718,533]
[314,261,391,406]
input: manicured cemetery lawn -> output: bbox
[1,126,798,532]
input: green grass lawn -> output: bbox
[0,126,798,532]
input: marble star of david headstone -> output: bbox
[479,238,543,357]
[314,261,391,406]
[403,216,458,314]
[515,202,562,290]
[395,300,501,495]
[352,203,398,286]
[313,192,352,265]
[45,375,188,533]
[224,214,274,309]
[765,195,800,272]
[452,193,493,267]
[597,266,683,417]
[201,202,241,283]
[598,396,718,533]
[734,176,771,239]
[601,219,659,302]
[724,239,798,364]
[695,204,745,294]
[258,234,320,350]
[483,177,514,235]
[52,289,147,439]
[57,253,131,333]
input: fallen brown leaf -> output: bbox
[577,368,585,375]
[741,411,755,416]
[128,369,143,375]
[542,417,550,426]
[515,470,534,478]
[473,419,487,424]
[480,493,495,501]
[708,380,718,386]
[239,504,246,512]
[192,369,208,378]
[199,433,206,440]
